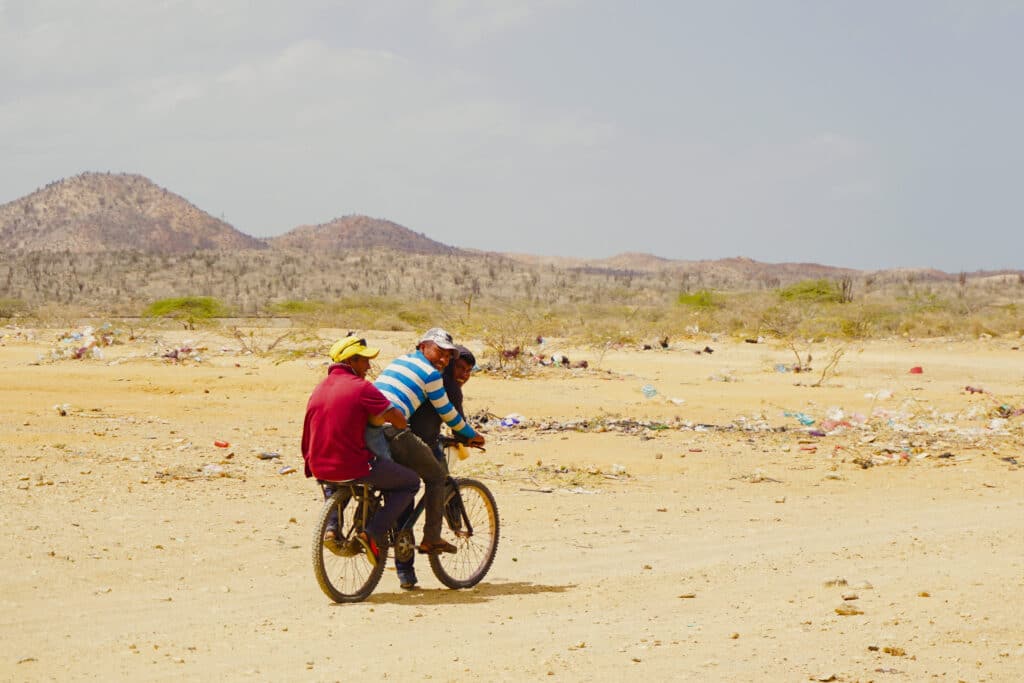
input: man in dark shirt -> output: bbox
[302,336,420,561]
[397,345,477,588]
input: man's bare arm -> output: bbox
[368,406,407,429]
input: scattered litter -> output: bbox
[161,345,204,364]
[278,465,296,475]
[865,389,894,400]
[908,366,923,374]
[640,384,657,399]
[965,386,985,394]
[500,413,525,428]
[214,440,230,448]
[202,464,225,477]
[258,451,281,460]
[38,323,129,362]
[783,411,815,426]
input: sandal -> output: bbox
[417,539,458,555]
[344,531,381,566]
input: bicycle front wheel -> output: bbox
[429,478,499,589]
[312,488,385,603]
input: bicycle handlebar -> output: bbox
[439,435,485,453]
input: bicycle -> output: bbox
[311,437,500,603]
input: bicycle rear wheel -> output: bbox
[312,487,386,603]
[429,478,499,589]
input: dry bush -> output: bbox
[476,308,537,372]
[3,248,1023,342]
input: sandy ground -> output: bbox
[1,326,1022,682]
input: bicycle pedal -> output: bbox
[354,534,380,567]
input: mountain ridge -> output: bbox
[0,173,266,254]
[0,172,1017,283]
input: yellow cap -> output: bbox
[329,336,380,363]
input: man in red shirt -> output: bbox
[302,336,419,558]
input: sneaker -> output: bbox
[323,530,349,556]
[398,571,418,590]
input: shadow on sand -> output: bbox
[346,580,574,607]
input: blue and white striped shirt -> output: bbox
[374,350,478,440]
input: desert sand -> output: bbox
[1,327,1022,682]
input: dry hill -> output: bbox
[0,173,266,254]
[269,215,458,255]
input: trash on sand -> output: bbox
[39,323,128,363]
[161,346,204,364]
[214,440,230,448]
[988,418,1009,432]
[278,465,296,475]
[641,384,657,398]
[500,413,525,428]
[908,366,923,374]
[258,451,281,460]
[964,386,985,394]
[202,464,225,477]
[783,411,815,426]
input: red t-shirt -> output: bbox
[301,364,392,481]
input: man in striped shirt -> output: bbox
[375,328,486,554]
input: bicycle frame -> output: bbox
[321,474,474,547]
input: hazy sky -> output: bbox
[2,1,1022,271]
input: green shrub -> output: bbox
[142,296,229,324]
[677,289,717,309]
[269,299,325,315]
[397,308,430,328]
[778,279,845,304]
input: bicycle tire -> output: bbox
[312,487,386,603]
[429,478,499,589]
